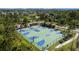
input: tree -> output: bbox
[0,24,5,34]
[68,11,77,19]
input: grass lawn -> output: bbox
[55,39,77,51]
[15,31,39,51]
[48,41,59,51]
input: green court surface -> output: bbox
[17,26,64,50]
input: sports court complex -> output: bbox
[17,25,64,50]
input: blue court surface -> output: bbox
[17,25,64,50]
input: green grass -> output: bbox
[48,41,59,51]
[15,31,39,51]
[55,39,77,51]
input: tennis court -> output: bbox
[17,25,64,50]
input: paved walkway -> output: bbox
[55,33,79,48]
[27,21,44,26]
